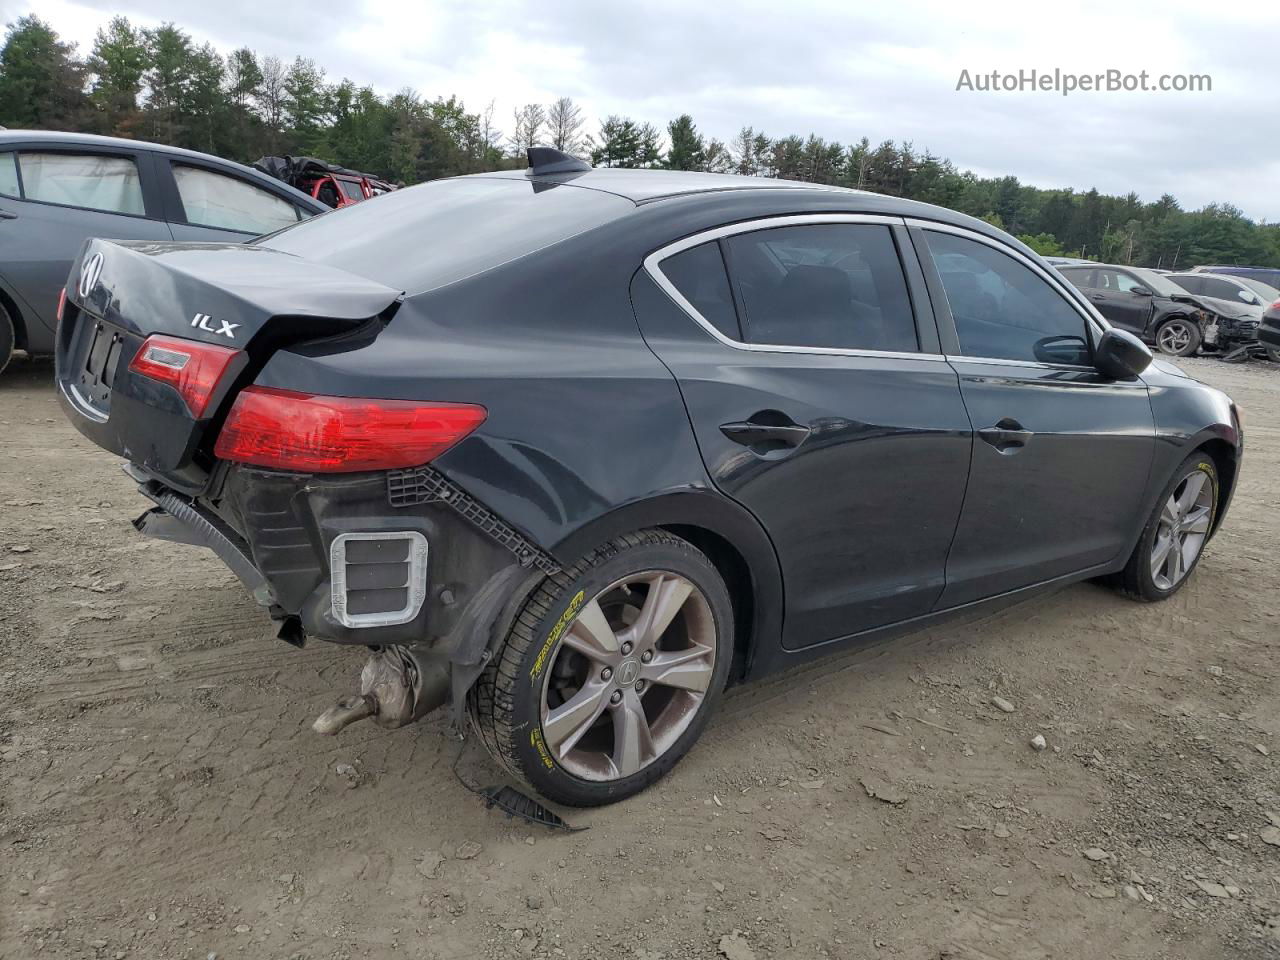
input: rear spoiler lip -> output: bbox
[65,238,405,350]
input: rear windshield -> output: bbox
[259,176,632,293]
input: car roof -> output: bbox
[477,167,852,204]
[0,129,324,210]
[467,167,1028,247]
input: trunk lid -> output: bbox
[56,238,402,492]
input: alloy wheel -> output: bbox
[1150,469,1213,590]
[539,571,717,782]
[1157,321,1193,355]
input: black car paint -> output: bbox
[1057,265,1206,343]
[0,131,327,357]
[56,170,1241,696]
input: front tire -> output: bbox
[1155,317,1201,357]
[1113,451,1218,602]
[470,530,733,807]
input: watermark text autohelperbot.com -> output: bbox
[956,68,1211,96]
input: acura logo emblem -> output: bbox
[78,252,104,300]
[617,659,640,686]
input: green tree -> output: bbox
[1018,233,1066,257]
[590,115,641,167]
[664,114,705,171]
[87,16,148,136]
[282,56,329,153]
[0,15,89,129]
[143,23,193,143]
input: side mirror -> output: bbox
[1094,328,1152,379]
[1130,286,1153,297]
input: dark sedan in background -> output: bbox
[1058,263,1259,356]
[56,150,1242,806]
[0,131,328,374]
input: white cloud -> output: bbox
[25,0,1280,219]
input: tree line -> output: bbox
[1,13,1277,270]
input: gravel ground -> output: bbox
[1,356,1278,960]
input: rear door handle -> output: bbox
[720,412,811,453]
[978,417,1033,454]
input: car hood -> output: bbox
[1164,292,1259,321]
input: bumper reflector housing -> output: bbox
[329,531,429,628]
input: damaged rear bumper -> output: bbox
[125,461,556,726]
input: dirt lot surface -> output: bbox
[1,356,1278,960]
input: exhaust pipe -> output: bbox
[313,646,449,735]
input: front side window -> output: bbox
[722,223,917,352]
[173,164,299,234]
[1170,275,1203,295]
[0,153,17,197]
[926,231,1091,365]
[338,179,365,201]
[660,241,741,340]
[18,152,144,215]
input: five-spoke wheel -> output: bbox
[1150,468,1213,590]
[540,571,717,781]
[470,530,733,806]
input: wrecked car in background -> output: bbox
[1057,263,1262,357]
[253,155,396,209]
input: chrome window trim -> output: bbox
[643,213,946,363]
[906,218,1114,371]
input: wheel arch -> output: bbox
[1192,435,1238,534]
[551,489,783,684]
[0,280,28,352]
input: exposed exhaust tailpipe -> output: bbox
[313,646,449,735]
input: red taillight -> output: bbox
[129,334,242,418]
[1270,298,1280,312]
[56,288,66,324]
[214,386,486,472]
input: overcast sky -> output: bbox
[26,0,1280,220]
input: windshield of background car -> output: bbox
[1129,268,1184,297]
[259,177,633,293]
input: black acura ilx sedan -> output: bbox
[57,149,1242,806]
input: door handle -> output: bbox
[0,210,16,220]
[720,411,811,453]
[1090,293,1105,301]
[978,417,1033,454]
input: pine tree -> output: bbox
[664,114,705,171]
[0,15,89,129]
[87,16,148,136]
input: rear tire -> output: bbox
[0,303,14,376]
[1113,451,1218,602]
[470,530,733,807]
[1155,317,1201,357]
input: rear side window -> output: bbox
[927,231,1090,365]
[1058,267,1095,289]
[339,179,365,201]
[0,153,17,197]
[1096,269,1147,294]
[722,223,918,352]
[173,164,300,235]
[661,241,740,339]
[259,177,632,294]
[19,152,144,215]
